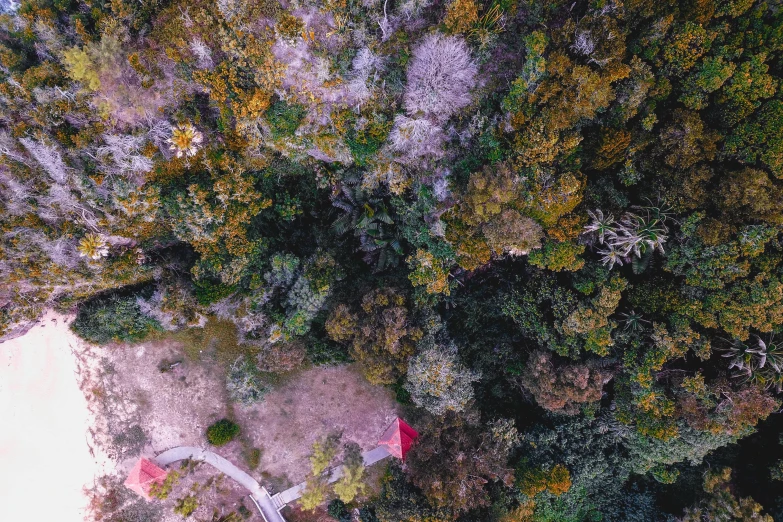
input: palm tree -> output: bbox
[585,209,617,245]
[755,337,783,393]
[78,233,109,260]
[585,204,670,272]
[331,180,403,272]
[619,310,648,332]
[719,336,783,392]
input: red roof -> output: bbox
[124,458,168,500]
[378,418,419,460]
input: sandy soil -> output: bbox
[0,311,106,522]
[100,340,230,455]
[239,364,400,488]
[76,338,258,521]
[159,460,262,522]
[0,311,399,522]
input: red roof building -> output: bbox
[378,417,419,460]
[124,457,168,500]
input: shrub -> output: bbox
[266,99,307,139]
[72,293,161,344]
[328,499,352,522]
[149,470,181,500]
[174,494,199,517]
[206,419,240,446]
[444,0,479,34]
[110,424,150,461]
[226,356,268,405]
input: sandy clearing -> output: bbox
[0,311,104,522]
[239,364,400,486]
[98,339,229,455]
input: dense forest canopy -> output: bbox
[1,0,783,519]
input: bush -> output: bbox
[174,494,198,517]
[358,507,379,522]
[243,447,262,470]
[328,499,351,522]
[206,419,240,446]
[266,99,306,139]
[72,293,160,344]
[306,336,351,366]
[226,356,268,405]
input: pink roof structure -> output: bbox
[378,417,419,460]
[124,457,168,500]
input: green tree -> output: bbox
[406,412,517,514]
[404,345,480,415]
[723,100,783,178]
[518,350,612,414]
[298,475,329,512]
[62,47,101,90]
[332,442,366,503]
[326,289,422,385]
[310,433,341,475]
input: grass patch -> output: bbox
[242,446,262,470]
[148,316,256,366]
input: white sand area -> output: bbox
[0,311,102,521]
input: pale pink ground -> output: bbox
[0,311,104,521]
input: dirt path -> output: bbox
[0,312,104,522]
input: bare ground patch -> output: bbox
[237,364,400,489]
[80,340,230,459]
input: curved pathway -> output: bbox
[154,446,285,522]
[154,445,392,521]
